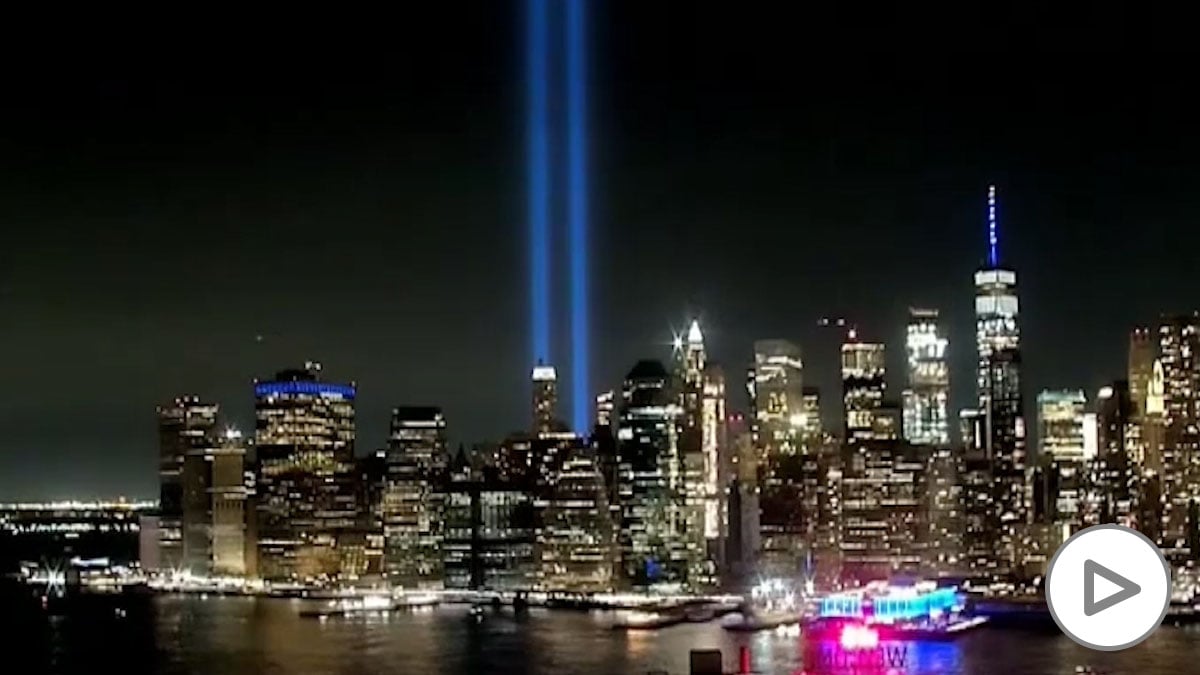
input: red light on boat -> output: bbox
[839,624,879,651]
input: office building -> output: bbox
[839,439,928,582]
[1036,389,1088,525]
[1158,314,1200,560]
[973,186,1027,575]
[749,339,815,579]
[1090,381,1137,526]
[799,387,823,445]
[532,363,559,437]
[384,406,447,589]
[443,463,537,591]
[701,363,728,544]
[1129,327,1157,420]
[841,332,886,442]
[253,363,356,581]
[903,308,950,446]
[181,427,248,576]
[535,434,614,592]
[673,320,713,586]
[156,396,218,571]
[924,445,964,576]
[354,449,387,578]
[615,360,682,587]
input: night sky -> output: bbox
[2,9,1197,499]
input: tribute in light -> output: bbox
[527,0,550,366]
[567,0,589,432]
[987,184,998,267]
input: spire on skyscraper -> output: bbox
[987,184,999,267]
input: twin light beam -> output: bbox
[528,0,589,432]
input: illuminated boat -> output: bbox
[611,609,686,630]
[806,581,987,641]
[299,594,395,618]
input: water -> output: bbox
[10,593,1200,674]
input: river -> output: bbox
[9,593,1200,674]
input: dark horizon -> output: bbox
[4,9,1200,499]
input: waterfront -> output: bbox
[9,592,1200,675]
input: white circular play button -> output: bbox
[1046,524,1171,651]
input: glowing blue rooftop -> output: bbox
[254,381,356,400]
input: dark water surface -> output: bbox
[8,593,1200,674]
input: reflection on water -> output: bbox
[10,593,1200,674]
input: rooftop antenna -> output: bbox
[988,184,999,267]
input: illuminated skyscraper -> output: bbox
[532,363,559,437]
[751,340,804,459]
[253,363,356,581]
[902,308,950,446]
[839,439,927,582]
[800,387,823,445]
[974,186,1027,574]
[701,363,727,546]
[157,396,218,571]
[1036,389,1088,525]
[1157,314,1200,560]
[595,389,615,429]
[1129,327,1157,418]
[384,406,447,589]
[535,434,614,592]
[1126,327,1156,509]
[181,427,248,577]
[1090,381,1137,526]
[1141,361,1167,543]
[841,332,886,442]
[615,360,681,587]
[672,320,710,584]
[749,339,810,578]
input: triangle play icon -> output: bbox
[1084,559,1141,617]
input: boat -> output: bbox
[299,594,394,618]
[722,609,804,632]
[611,609,686,630]
[395,592,440,608]
[805,581,988,642]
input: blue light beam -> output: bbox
[987,184,998,267]
[527,0,550,366]
[567,0,589,432]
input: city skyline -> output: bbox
[6,11,1200,499]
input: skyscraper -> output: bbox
[749,339,811,579]
[799,387,823,446]
[672,320,712,585]
[181,427,248,577]
[532,363,559,437]
[1036,389,1088,525]
[974,185,1027,575]
[384,406,447,589]
[1141,361,1167,543]
[1157,314,1200,560]
[253,363,356,581]
[841,331,886,442]
[615,360,681,587]
[534,434,614,592]
[701,363,727,546]
[839,439,927,582]
[751,340,805,460]
[903,308,950,446]
[1091,381,1137,526]
[156,396,218,571]
[1126,327,1157,517]
[1129,327,1156,418]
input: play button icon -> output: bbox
[1047,524,1171,651]
[1083,559,1141,616]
